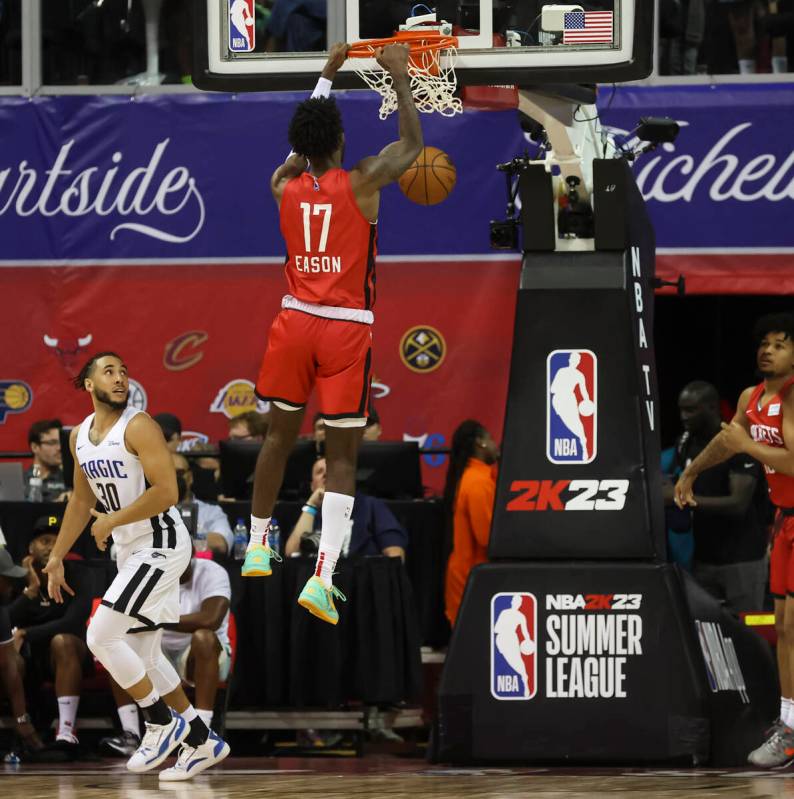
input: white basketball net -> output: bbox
[351,45,462,120]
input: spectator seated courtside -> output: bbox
[25,419,68,502]
[10,514,92,756]
[284,457,408,561]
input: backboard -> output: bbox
[193,1,654,93]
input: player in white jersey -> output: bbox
[43,352,230,780]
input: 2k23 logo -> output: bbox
[507,479,629,511]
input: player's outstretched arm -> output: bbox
[87,413,178,552]
[351,44,423,195]
[44,427,94,601]
[674,386,754,508]
[271,43,351,204]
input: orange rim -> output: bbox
[348,31,458,59]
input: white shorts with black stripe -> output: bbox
[102,522,191,631]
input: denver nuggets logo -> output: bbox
[164,331,208,372]
[210,379,268,419]
[400,326,446,374]
[0,381,32,423]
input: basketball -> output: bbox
[398,146,457,206]
[520,639,535,656]
[578,399,595,417]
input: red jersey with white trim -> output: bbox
[745,376,794,507]
[280,168,377,310]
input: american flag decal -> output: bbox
[563,11,614,44]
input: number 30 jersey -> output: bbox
[75,407,181,548]
[280,168,377,311]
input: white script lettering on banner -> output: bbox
[604,122,794,204]
[0,139,205,243]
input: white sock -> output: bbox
[785,698,794,728]
[773,56,789,74]
[314,492,354,587]
[738,58,756,74]
[249,515,270,548]
[136,687,161,708]
[197,708,214,730]
[118,703,140,739]
[56,695,79,742]
[181,703,198,722]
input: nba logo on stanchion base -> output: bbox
[228,0,255,52]
[491,593,537,700]
[547,350,597,465]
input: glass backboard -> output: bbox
[194,1,653,92]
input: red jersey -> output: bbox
[279,168,377,311]
[745,376,794,507]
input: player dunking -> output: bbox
[43,352,229,780]
[240,42,423,625]
[674,314,794,768]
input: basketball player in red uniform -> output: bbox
[240,43,424,625]
[674,313,794,767]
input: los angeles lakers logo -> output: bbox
[210,379,269,419]
[400,326,446,374]
[0,381,32,423]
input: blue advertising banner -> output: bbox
[599,83,794,251]
[0,93,525,260]
[0,84,792,286]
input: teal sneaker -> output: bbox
[297,576,346,625]
[241,543,281,577]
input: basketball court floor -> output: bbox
[4,758,794,797]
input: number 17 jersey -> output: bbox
[280,168,377,311]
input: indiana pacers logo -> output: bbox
[0,381,32,423]
[400,326,446,374]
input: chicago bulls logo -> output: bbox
[43,333,93,372]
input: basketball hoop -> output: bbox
[348,31,462,120]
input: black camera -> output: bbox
[490,219,519,250]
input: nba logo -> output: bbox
[228,0,255,52]
[547,349,597,465]
[491,593,537,701]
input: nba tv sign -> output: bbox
[547,350,597,464]
[491,593,537,700]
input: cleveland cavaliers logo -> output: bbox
[400,326,446,374]
[164,331,208,372]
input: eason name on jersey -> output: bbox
[295,255,342,273]
[506,479,629,511]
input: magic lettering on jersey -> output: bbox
[80,458,128,480]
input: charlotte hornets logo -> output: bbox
[491,593,537,701]
[547,350,597,465]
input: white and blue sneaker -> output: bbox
[126,710,189,773]
[159,730,231,781]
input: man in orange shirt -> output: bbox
[443,420,499,626]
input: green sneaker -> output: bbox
[241,543,280,577]
[297,576,346,625]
